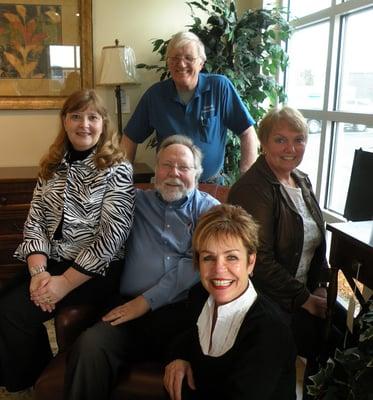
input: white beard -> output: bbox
[155,178,192,202]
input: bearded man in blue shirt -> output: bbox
[64,135,219,400]
[122,31,258,183]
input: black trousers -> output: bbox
[292,308,326,361]
[0,259,121,392]
[64,298,190,400]
[291,308,327,399]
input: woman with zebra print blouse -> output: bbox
[0,89,135,393]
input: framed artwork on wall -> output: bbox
[0,0,92,109]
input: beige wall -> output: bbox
[93,0,194,167]
[0,0,261,168]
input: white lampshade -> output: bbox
[98,42,138,86]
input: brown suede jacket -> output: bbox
[228,155,328,312]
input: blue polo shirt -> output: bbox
[125,73,255,181]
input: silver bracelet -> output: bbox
[29,265,47,277]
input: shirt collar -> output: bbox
[67,143,96,164]
[194,73,210,97]
[207,280,257,318]
[60,147,97,171]
[257,154,308,187]
[197,280,258,357]
[168,73,211,101]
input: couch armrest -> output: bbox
[54,304,98,352]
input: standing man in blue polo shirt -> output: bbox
[122,31,258,182]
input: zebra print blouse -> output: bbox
[14,152,135,276]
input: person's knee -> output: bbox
[70,321,122,362]
[66,321,128,383]
[73,322,105,353]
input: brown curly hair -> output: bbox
[39,89,125,180]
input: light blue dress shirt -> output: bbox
[120,188,219,310]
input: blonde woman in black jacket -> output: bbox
[164,204,296,400]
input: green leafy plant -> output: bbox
[307,299,373,400]
[138,0,291,183]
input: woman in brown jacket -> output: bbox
[228,106,330,397]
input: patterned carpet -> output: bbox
[0,320,57,399]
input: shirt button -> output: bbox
[166,256,170,260]
[166,224,170,228]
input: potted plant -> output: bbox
[307,299,373,400]
[138,0,291,183]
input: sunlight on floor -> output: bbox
[296,356,306,400]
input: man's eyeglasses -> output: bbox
[167,56,199,65]
[160,162,195,173]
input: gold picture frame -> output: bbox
[0,0,93,109]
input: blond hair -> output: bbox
[258,106,308,145]
[166,31,207,62]
[192,204,259,269]
[39,89,125,180]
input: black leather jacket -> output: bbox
[228,155,328,312]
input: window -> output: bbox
[286,22,329,188]
[288,0,332,18]
[49,45,80,80]
[286,23,329,111]
[336,9,373,114]
[284,0,373,218]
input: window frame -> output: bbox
[284,0,373,222]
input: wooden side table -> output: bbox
[325,221,373,339]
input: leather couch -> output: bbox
[34,183,229,400]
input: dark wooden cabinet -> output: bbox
[0,167,38,288]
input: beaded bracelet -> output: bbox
[29,265,47,277]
